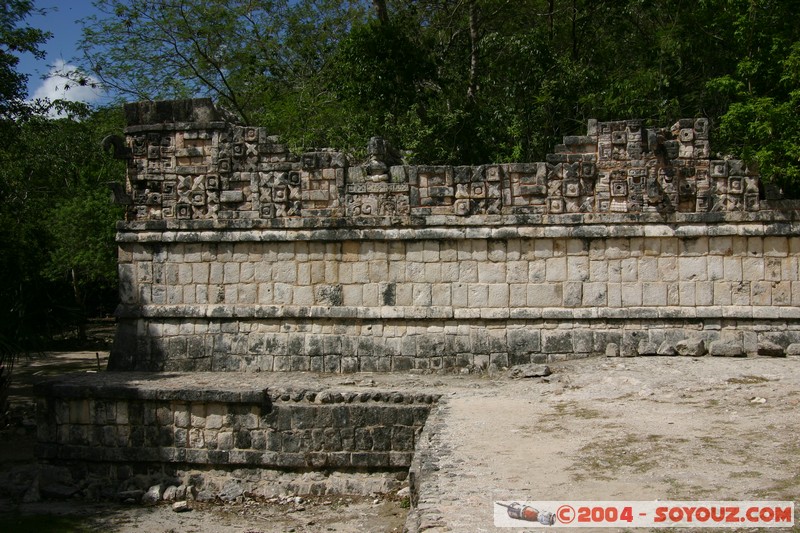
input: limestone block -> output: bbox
[764,236,788,257]
[338,263,353,284]
[467,285,489,307]
[642,283,667,306]
[713,282,732,305]
[786,343,800,356]
[638,256,659,282]
[487,284,510,307]
[423,241,441,262]
[209,263,224,284]
[695,282,713,305]
[451,283,468,307]
[533,239,554,258]
[526,284,562,307]
[412,284,432,306]
[567,256,590,281]
[351,262,369,283]
[605,343,620,357]
[405,241,424,262]
[621,283,642,307]
[773,282,791,305]
[545,257,568,282]
[223,262,240,284]
[272,262,296,283]
[678,282,697,307]
[471,240,489,261]
[679,257,707,281]
[709,236,733,255]
[605,238,630,259]
[757,340,784,357]
[563,282,582,307]
[742,258,764,281]
[637,340,658,355]
[431,284,452,306]
[678,237,707,256]
[217,431,234,450]
[709,341,745,357]
[751,281,772,306]
[707,256,724,281]
[424,263,442,283]
[478,262,506,283]
[657,341,677,356]
[607,260,622,282]
[676,338,707,356]
[542,330,573,353]
[621,258,638,282]
[589,260,608,282]
[528,261,546,282]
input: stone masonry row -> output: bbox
[36,385,437,471]
[116,318,800,372]
[119,235,800,311]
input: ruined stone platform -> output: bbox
[34,370,443,500]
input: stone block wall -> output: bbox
[35,373,437,475]
[106,99,800,372]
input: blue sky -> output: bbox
[18,1,108,105]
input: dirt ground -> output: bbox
[414,355,800,532]
[1,349,799,532]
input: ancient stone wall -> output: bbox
[108,99,800,372]
[35,373,436,482]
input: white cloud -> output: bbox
[31,59,105,106]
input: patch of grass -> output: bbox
[755,473,800,501]
[727,375,771,385]
[730,470,762,479]
[544,400,604,421]
[570,433,683,481]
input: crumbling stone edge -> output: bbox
[405,399,451,533]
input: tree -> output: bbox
[0,0,51,418]
[707,0,800,194]
[0,0,50,119]
[77,0,370,124]
[75,0,800,184]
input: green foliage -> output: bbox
[79,0,369,123]
[0,0,50,118]
[708,1,800,192]
[0,103,125,356]
[73,0,800,182]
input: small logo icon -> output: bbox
[496,502,556,525]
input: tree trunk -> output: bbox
[467,0,480,102]
[71,268,87,342]
[372,0,389,25]
[571,0,578,59]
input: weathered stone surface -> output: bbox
[508,364,552,379]
[35,373,439,483]
[786,343,800,356]
[757,341,785,357]
[676,339,707,357]
[141,484,163,504]
[709,341,745,357]
[637,341,658,356]
[657,341,677,356]
[162,485,178,501]
[605,343,620,357]
[172,500,191,512]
